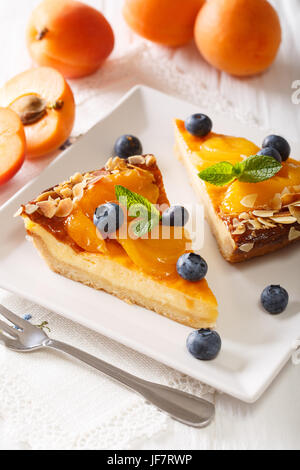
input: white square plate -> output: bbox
[0,85,299,403]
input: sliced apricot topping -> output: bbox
[80,168,160,219]
[118,225,191,277]
[66,208,107,253]
[0,67,75,158]
[0,108,26,185]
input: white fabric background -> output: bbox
[0,0,299,450]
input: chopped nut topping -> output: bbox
[55,198,73,217]
[288,205,300,223]
[72,183,84,200]
[35,190,59,202]
[128,155,145,165]
[289,227,300,241]
[60,187,73,198]
[70,172,84,184]
[270,215,297,224]
[25,204,39,215]
[37,200,57,218]
[14,207,23,217]
[240,194,258,208]
[232,224,246,235]
[239,212,250,220]
[281,193,300,207]
[145,155,156,167]
[270,193,282,211]
[257,218,276,228]
[252,210,275,218]
[239,242,254,253]
[247,219,262,230]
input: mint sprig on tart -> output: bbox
[198,155,282,187]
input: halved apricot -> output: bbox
[0,67,75,159]
[27,0,114,78]
[0,108,26,185]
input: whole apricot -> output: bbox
[123,0,205,46]
[194,0,281,76]
[27,0,114,78]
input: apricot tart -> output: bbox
[174,119,300,262]
[17,154,218,328]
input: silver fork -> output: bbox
[0,304,215,428]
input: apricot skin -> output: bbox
[27,0,114,79]
[0,108,26,185]
[123,0,205,46]
[194,0,281,76]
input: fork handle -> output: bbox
[45,339,214,428]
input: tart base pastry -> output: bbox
[19,155,218,328]
[174,119,300,263]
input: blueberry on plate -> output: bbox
[161,205,189,226]
[114,134,143,159]
[93,203,124,237]
[186,329,221,361]
[185,114,212,137]
[261,285,289,315]
[176,253,208,281]
[257,147,282,163]
[262,135,290,162]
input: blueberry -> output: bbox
[262,135,290,162]
[186,329,221,361]
[257,147,282,163]
[185,114,212,137]
[176,253,208,281]
[261,285,289,315]
[161,206,189,226]
[93,203,124,237]
[114,135,143,159]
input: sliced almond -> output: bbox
[257,217,276,228]
[270,193,282,211]
[14,207,23,217]
[288,205,300,223]
[35,190,58,202]
[247,219,262,230]
[252,210,275,218]
[289,227,300,241]
[70,172,83,184]
[232,224,246,235]
[239,212,250,220]
[281,193,300,207]
[128,155,145,165]
[239,242,254,253]
[270,215,297,224]
[240,194,258,208]
[25,203,39,215]
[37,200,57,218]
[55,198,73,217]
[60,187,73,198]
[72,183,84,200]
[232,218,241,227]
[145,154,156,167]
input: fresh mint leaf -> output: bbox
[198,161,236,186]
[237,155,282,183]
[115,185,160,237]
[197,155,282,187]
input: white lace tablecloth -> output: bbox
[0,0,299,450]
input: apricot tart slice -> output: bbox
[174,119,300,262]
[17,154,218,328]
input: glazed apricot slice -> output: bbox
[0,108,26,185]
[66,208,107,254]
[0,67,75,159]
[27,0,114,78]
